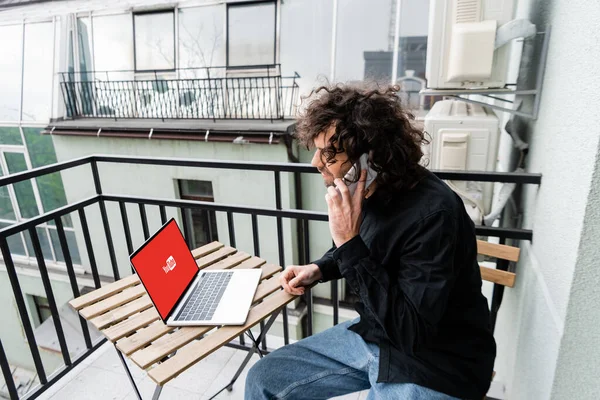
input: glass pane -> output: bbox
[279,0,332,91]
[134,12,175,71]
[22,128,71,226]
[0,24,23,121]
[93,14,134,73]
[228,3,275,66]
[179,6,225,72]
[180,180,214,198]
[0,222,26,257]
[22,22,54,122]
[4,152,39,219]
[334,0,391,83]
[49,227,81,265]
[0,166,16,220]
[0,127,23,145]
[185,208,218,249]
[77,18,94,115]
[77,18,93,73]
[24,227,53,261]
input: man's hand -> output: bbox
[326,170,367,247]
[280,264,322,296]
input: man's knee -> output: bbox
[245,356,275,399]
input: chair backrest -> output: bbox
[476,240,520,288]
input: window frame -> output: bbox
[178,180,218,248]
[0,136,81,267]
[132,9,177,73]
[226,0,278,69]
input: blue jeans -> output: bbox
[245,318,459,400]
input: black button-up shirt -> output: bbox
[313,170,496,399]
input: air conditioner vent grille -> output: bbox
[455,0,481,23]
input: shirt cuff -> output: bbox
[332,235,370,275]
[313,257,339,283]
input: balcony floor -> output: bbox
[37,342,368,400]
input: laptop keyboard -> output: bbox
[175,271,234,322]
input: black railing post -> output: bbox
[139,203,150,240]
[181,208,192,248]
[0,238,48,384]
[226,211,236,248]
[55,217,93,350]
[119,202,135,274]
[159,205,168,225]
[29,227,72,366]
[0,340,18,400]
[274,171,290,344]
[78,207,102,289]
[302,219,313,336]
[91,159,120,280]
[251,214,267,350]
[331,239,339,326]
[119,202,134,255]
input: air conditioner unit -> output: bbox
[426,0,516,89]
[423,100,500,223]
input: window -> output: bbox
[179,180,218,249]
[134,10,176,71]
[0,25,23,121]
[0,128,81,265]
[227,1,276,67]
[22,22,54,122]
[28,295,52,327]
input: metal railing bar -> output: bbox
[55,217,93,350]
[29,227,72,366]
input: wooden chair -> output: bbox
[476,239,520,399]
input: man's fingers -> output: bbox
[354,169,368,205]
[281,267,304,295]
[280,268,295,293]
[334,178,350,203]
[326,186,341,204]
[289,274,304,288]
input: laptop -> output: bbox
[130,218,261,326]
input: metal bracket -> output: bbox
[420,27,551,120]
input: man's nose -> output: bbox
[311,150,322,169]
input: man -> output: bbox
[245,84,496,399]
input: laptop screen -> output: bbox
[130,219,198,321]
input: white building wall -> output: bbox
[492,0,600,398]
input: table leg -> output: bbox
[207,311,281,399]
[151,385,163,400]
[115,345,143,400]
[115,344,167,400]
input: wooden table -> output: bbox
[68,241,295,400]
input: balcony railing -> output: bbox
[0,156,541,399]
[59,65,300,121]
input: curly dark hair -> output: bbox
[295,83,429,198]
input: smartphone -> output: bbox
[341,154,378,197]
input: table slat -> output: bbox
[69,274,139,310]
[148,288,294,385]
[191,241,224,259]
[89,296,153,330]
[205,252,251,270]
[196,246,237,269]
[103,308,160,342]
[248,263,281,280]
[79,284,146,320]
[116,321,175,356]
